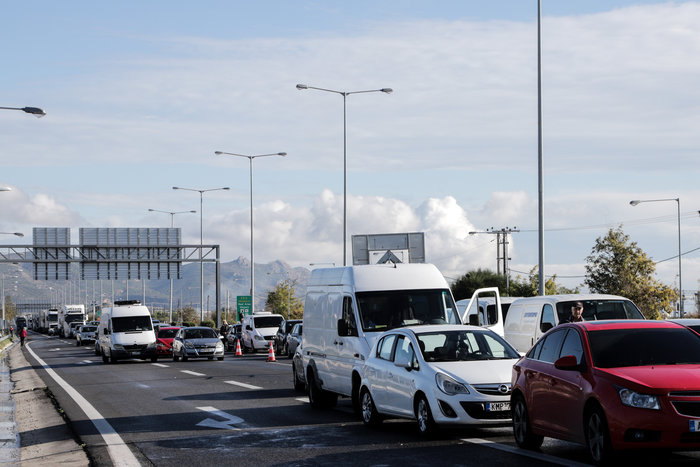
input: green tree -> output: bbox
[450,269,507,301]
[584,226,676,320]
[178,306,198,326]
[509,266,580,297]
[265,279,303,319]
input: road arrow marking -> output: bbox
[196,406,243,430]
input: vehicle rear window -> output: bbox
[158,328,179,338]
[589,328,700,368]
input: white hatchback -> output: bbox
[359,325,520,435]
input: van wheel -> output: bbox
[307,370,337,409]
[293,362,305,392]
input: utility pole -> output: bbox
[468,227,520,292]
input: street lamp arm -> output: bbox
[296,84,393,96]
[630,198,678,206]
[215,151,287,159]
[0,106,46,117]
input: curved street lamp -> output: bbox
[0,232,24,237]
[296,83,392,266]
[0,106,46,117]
[630,197,682,316]
[215,151,286,316]
[172,186,230,322]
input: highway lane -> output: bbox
[22,332,700,466]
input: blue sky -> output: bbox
[1,1,699,305]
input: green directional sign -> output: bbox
[237,295,252,320]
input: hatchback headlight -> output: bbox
[185,342,195,349]
[216,342,224,350]
[436,373,469,395]
[618,387,660,410]
[254,335,265,341]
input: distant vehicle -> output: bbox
[58,304,86,338]
[511,320,700,464]
[97,300,157,363]
[274,319,302,355]
[668,318,700,335]
[15,316,27,330]
[456,289,522,337]
[225,324,242,352]
[241,312,284,353]
[155,326,181,359]
[360,325,519,435]
[292,338,306,392]
[76,325,97,346]
[68,321,84,338]
[301,263,461,411]
[172,326,225,361]
[504,294,644,353]
[286,323,303,358]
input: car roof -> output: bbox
[396,324,497,334]
[669,318,700,325]
[563,320,683,331]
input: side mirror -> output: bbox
[540,322,554,333]
[104,329,110,335]
[246,325,252,331]
[337,319,348,337]
[554,354,581,371]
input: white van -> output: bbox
[97,300,157,363]
[240,312,284,352]
[456,288,521,337]
[503,294,644,353]
[301,263,461,410]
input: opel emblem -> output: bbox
[499,384,509,394]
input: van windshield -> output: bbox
[112,316,153,332]
[555,300,643,323]
[254,316,284,328]
[357,289,460,332]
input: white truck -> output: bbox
[301,263,461,410]
[97,300,157,363]
[58,304,86,338]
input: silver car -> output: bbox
[76,325,97,347]
[172,327,225,361]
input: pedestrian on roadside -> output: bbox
[220,320,230,336]
[20,327,27,346]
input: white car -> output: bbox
[359,325,520,435]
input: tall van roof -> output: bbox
[308,263,448,292]
[510,294,632,305]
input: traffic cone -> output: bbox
[267,341,276,362]
[235,340,243,357]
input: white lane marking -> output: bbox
[462,438,590,467]
[151,363,169,368]
[196,406,243,430]
[48,348,62,352]
[295,397,308,403]
[181,370,206,377]
[224,380,262,390]
[25,343,140,467]
[77,360,94,365]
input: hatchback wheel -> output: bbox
[360,388,382,426]
[415,395,436,436]
[512,394,544,449]
[173,351,180,362]
[585,406,612,465]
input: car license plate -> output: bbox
[690,419,700,432]
[486,402,511,412]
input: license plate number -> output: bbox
[486,402,511,412]
[690,420,700,432]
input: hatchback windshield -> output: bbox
[184,328,217,339]
[589,328,700,368]
[112,316,153,332]
[158,328,179,339]
[416,329,519,362]
[357,289,460,332]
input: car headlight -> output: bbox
[618,387,660,410]
[216,342,224,350]
[113,344,125,350]
[254,335,265,341]
[185,342,195,349]
[435,373,469,395]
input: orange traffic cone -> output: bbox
[267,341,276,362]
[235,339,243,357]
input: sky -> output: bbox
[1,1,699,307]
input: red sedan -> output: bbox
[511,320,700,464]
[155,326,181,359]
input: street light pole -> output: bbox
[0,106,46,117]
[173,187,230,323]
[630,197,683,316]
[215,151,286,316]
[296,84,392,266]
[147,208,197,323]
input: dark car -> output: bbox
[225,324,242,351]
[285,322,302,359]
[511,320,700,464]
[274,319,301,356]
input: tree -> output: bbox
[584,226,676,320]
[509,267,579,297]
[450,269,507,301]
[265,279,303,319]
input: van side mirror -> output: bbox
[246,325,252,331]
[104,329,110,335]
[337,319,348,336]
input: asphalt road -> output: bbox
[21,333,700,466]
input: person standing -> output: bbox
[566,302,585,323]
[20,327,27,346]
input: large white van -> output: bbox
[97,300,157,363]
[301,263,461,410]
[503,294,644,353]
[240,312,284,352]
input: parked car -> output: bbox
[274,319,302,355]
[511,320,700,464]
[76,325,97,347]
[285,323,302,358]
[172,327,225,361]
[155,326,182,359]
[359,325,519,435]
[292,338,306,392]
[225,324,242,351]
